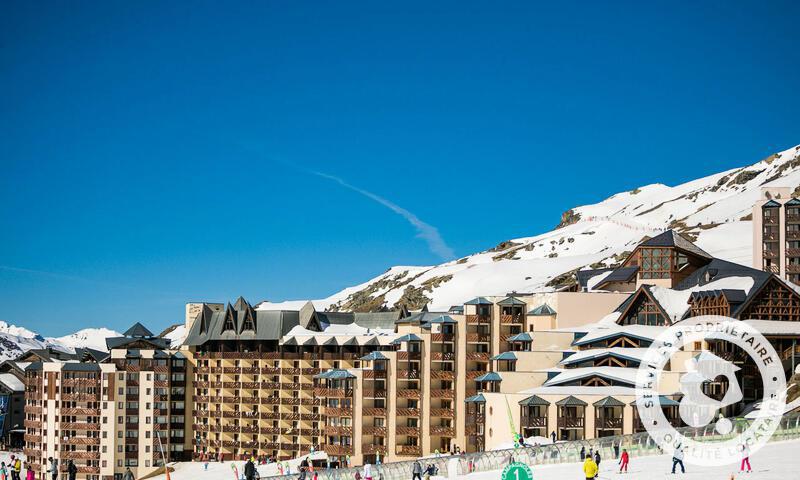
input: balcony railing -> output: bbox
[500,314,524,324]
[396,445,421,456]
[596,417,623,429]
[521,416,547,427]
[429,426,455,436]
[466,315,490,324]
[557,417,584,428]
[395,426,420,436]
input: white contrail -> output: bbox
[311,171,455,260]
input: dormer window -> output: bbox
[640,248,672,279]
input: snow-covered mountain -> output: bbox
[259,143,800,313]
[0,321,121,362]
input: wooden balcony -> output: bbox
[431,333,455,343]
[363,370,387,379]
[430,389,455,399]
[787,264,800,274]
[395,426,420,436]
[466,315,490,324]
[430,370,455,380]
[396,445,421,456]
[60,422,100,431]
[557,417,584,428]
[521,416,547,427]
[75,467,100,474]
[324,407,353,417]
[397,352,422,360]
[500,314,524,324]
[324,425,353,436]
[362,407,387,417]
[397,389,421,399]
[60,451,100,460]
[60,407,100,416]
[324,444,353,455]
[24,434,42,444]
[61,437,100,445]
[429,426,455,436]
[61,378,99,387]
[596,417,623,429]
[395,408,420,417]
[430,352,456,361]
[466,352,490,361]
[361,426,387,436]
[430,408,455,418]
[763,250,779,259]
[314,388,352,397]
[362,444,389,455]
[397,370,420,379]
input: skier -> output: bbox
[67,461,77,480]
[671,445,685,474]
[580,446,586,460]
[550,431,557,443]
[619,449,629,473]
[740,443,751,473]
[244,458,255,480]
[594,450,601,469]
[583,456,598,480]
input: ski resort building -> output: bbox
[23,324,190,480]
[753,186,800,286]
[21,229,800,478]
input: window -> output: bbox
[639,248,672,279]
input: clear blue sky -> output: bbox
[2,1,799,335]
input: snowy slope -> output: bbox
[49,328,122,352]
[0,321,121,361]
[260,143,800,312]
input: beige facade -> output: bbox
[752,186,800,285]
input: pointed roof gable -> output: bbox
[491,351,517,361]
[233,296,251,310]
[474,371,502,382]
[507,332,533,342]
[519,395,550,406]
[641,230,711,259]
[785,198,800,207]
[498,296,526,306]
[615,285,672,325]
[555,395,588,406]
[465,393,486,403]
[465,297,493,305]
[762,199,781,208]
[593,396,625,407]
[124,322,154,338]
[528,304,556,316]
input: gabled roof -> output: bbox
[233,296,251,311]
[594,266,639,288]
[593,396,625,407]
[124,322,154,338]
[640,230,712,259]
[614,284,672,325]
[448,305,464,314]
[507,332,533,342]
[313,369,356,380]
[576,268,615,290]
[399,311,450,326]
[391,333,422,344]
[785,198,800,207]
[688,289,747,304]
[464,393,486,403]
[491,351,517,361]
[630,395,680,407]
[762,199,782,208]
[360,351,389,361]
[528,304,556,316]
[555,395,587,406]
[519,395,550,406]
[184,308,302,346]
[498,296,526,306]
[427,315,457,324]
[318,311,402,330]
[475,372,502,382]
[465,297,493,305]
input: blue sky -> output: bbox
[2,1,799,335]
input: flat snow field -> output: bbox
[146,440,798,480]
[458,439,796,480]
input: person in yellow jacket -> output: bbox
[583,456,598,480]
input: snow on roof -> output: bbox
[544,366,639,387]
[573,324,664,346]
[0,373,23,391]
[255,300,314,311]
[586,270,614,291]
[519,385,638,397]
[559,348,648,366]
[651,276,755,320]
[743,320,800,336]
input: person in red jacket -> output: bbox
[618,449,629,473]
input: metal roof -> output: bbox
[555,395,588,406]
[474,372,502,382]
[124,322,154,338]
[528,304,556,316]
[313,369,356,380]
[507,332,533,342]
[427,315,457,324]
[640,230,711,259]
[464,393,486,403]
[464,297,493,305]
[498,297,526,306]
[762,199,781,208]
[593,396,625,407]
[391,333,422,344]
[360,351,389,361]
[630,395,680,407]
[519,395,550,406]
[595,266,639,287]
[491,351,518,361]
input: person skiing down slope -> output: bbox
[618,449,629,473]
[671,445,685,474]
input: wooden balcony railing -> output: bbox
[396,445,421,456]
[557,417,584,428]
[466,315,490,324]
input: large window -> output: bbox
[640,248,671,279]
[621,299,667,326]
